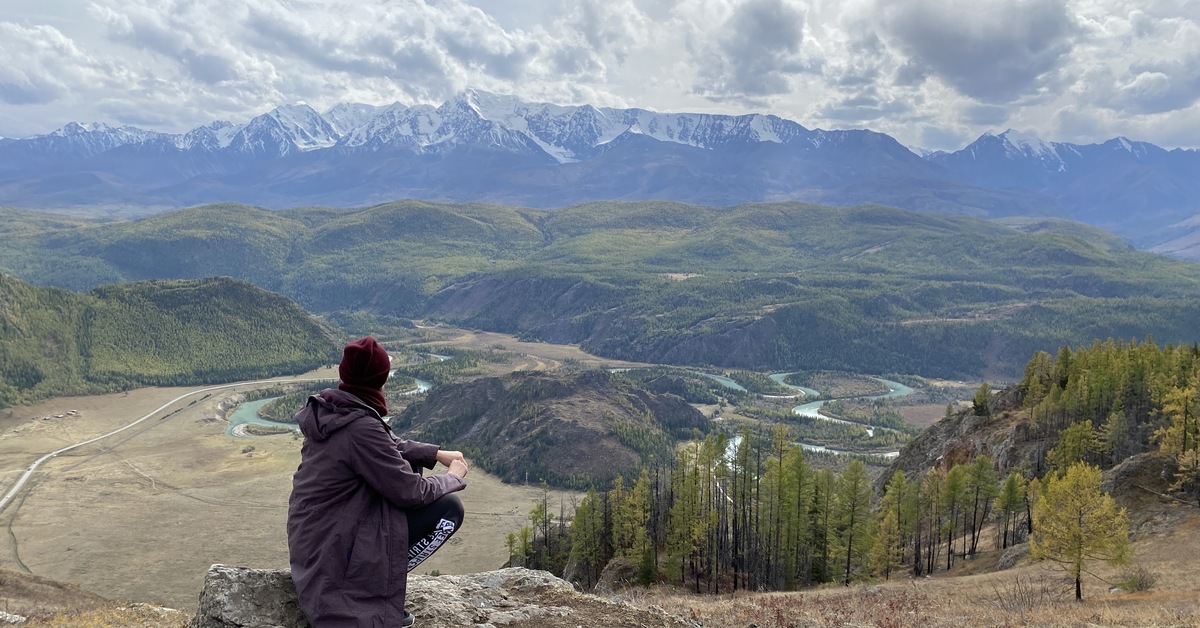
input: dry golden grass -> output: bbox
[634,509,1200,628]
[640,579,1200,627]
[0,569,108,619]
[23,603,187,628]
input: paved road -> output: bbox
[0,377,326,515]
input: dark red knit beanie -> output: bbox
[338,337,391,415]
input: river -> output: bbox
[226,376,431,438]
[720,376,913,459]
[791,377,913,438]
[768,373,820,398]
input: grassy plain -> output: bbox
[0,361,578,611]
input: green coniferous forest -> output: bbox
[507,339,1195,595]
[0,273,340,407]
[4,201,1200,378]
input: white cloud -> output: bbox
[689,0,812,101]
[0,0,1197,151]
[0,22,132,106]
[872,0,1079,104]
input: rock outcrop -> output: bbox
[189,566,696,628]
[880,387,1035,491]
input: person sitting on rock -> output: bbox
[288,336,468,628]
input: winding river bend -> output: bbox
[792,378,913,434]
[226,377,431,438]
[790,377,912,457]
[719,374,913,459]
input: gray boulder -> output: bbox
[997,543,1030,571]
[189,565,696,628]
[188,565,308,628]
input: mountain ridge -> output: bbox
[4,200,1199,379]
[3,91,1197,256]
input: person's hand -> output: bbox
[448,458,469,479]
[436,449,465,467]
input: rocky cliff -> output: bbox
[882,386,1038,490]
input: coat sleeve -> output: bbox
[346,419,466,509]
[395,438,440,470]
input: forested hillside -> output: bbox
[892,339,1200,492]
[392,370,709,488]
[0,274,340,407]
[4,201,1200,378]
[508,339,1198,598]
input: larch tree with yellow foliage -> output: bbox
[1031,463,1131,601]
[1154,381,1200,506]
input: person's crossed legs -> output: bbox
[406,493,465,572]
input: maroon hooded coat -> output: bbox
[287,389,466,627]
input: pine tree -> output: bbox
[528,488,551,568]
[628,469,653,564]
[610,476,629,555]
[505,531,519,567]
[779,444,813,587]
[1098,407,1131,466]
[810,468,835,583]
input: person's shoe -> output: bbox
[401,609,415,627]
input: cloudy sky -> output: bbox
[2,0,1198,150]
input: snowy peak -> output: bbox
[51,121,106,136]
[46,121,160,143]
[1103,136,1163,160]
[428,96,543,153]
[323,103,382,136]
[2,91,1189,179]
[0,92,834,164]
[455,88,526,121]
[337,103,430,150]
[23,121,165,158]
[264,103,340,150]
[940,128,1186,179]
[989,129,1066,168]
[183,121,241,151]
[227,103,340,156]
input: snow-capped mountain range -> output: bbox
[1,89,1198,258]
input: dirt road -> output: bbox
[0,362,578,610]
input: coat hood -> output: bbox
[295,388,382,442]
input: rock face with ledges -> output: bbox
[189,565,697,628]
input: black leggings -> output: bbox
[406,493,464,572]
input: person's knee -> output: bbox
[440,493,465,526]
